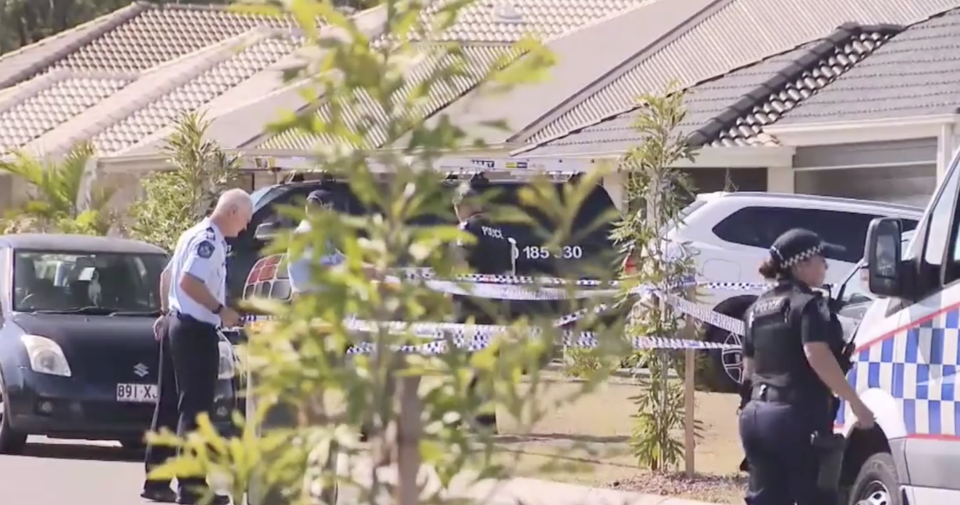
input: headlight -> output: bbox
[217,340,236,380]
[20,334,72,377]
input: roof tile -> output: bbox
[0,76,133,152]
[48,6,293,74]
[257,44,519,150]
[94,35,299,154]
[776,8,960,124]
[519,24,899,157]
[397,0,652,43]
[525,0,960,144]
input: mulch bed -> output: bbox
[609,472,747,504]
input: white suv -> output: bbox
[646,192,925,392]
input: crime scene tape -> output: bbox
[342,333,737,356]
[407,277,772,301]
[232,272,770,354]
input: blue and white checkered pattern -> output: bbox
[839,307,960,436]
[236,276,756,355]
[341,332,736,355]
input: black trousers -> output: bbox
[146,312,220,496]
[739,401,836,505]
[144,315,178,489]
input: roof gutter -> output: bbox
[765,113,960,147]
[517,145,796,169]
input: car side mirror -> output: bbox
[865,218,903,298]
[254,222,280,242]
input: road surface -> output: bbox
[0,437,390,505]
[0,437,149,505]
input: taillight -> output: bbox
[622,254,638,275]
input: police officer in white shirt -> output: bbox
[142,189,251,505]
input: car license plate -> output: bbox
[116,383,158,403]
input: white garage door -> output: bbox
[795,164,935,207]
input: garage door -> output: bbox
[795,164,935,207]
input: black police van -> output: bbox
[224,173,622,324]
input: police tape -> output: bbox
[342,333,737,356]
[409,277,772,301]
[229,273,762,355]
[235,291,748,356]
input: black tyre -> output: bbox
[703,297,755,393]
[849,452,900,505]
[0,370,27,455]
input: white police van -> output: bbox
[841,155,960,505]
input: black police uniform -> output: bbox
[455,212,513,428]
[739,229,850,505]
[458,213,514,276]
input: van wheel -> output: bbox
[703,296,755,393]
[0,370,27,455]
[849,452,900,505]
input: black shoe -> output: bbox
[175,493,230,505]
[141,486,177,503]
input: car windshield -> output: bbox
[12,250,168,314]
[659,198,708,236]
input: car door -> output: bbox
[881,157,960,500]
[0,246,8,326]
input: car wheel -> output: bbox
[0,370,27,455]
[703,296,755,393]
[849,452,900,505]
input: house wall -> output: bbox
[793,138,938,206]
[794,138,937,169]
[0,174,11,213]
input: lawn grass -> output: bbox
[490,373,747,504]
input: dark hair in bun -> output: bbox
[758,258,781,280]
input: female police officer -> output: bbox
[739,228,875,505]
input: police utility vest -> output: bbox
[746,281,842,403]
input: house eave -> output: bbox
[765,114,960,146]
[517,145,796,168]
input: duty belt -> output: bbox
[752,384,832,410]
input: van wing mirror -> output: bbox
[865,218,903,298]
[254,222,280,242]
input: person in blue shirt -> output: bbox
[288,190,346,295]
[287,189,380,296]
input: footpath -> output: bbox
[343,458,720,505]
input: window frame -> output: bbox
[0,247,9,316]
[711,206,894,263]
[937,156,960,289]
[10,249,168,313]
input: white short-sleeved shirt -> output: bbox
[287,220,346,294]
[168,218,227,325]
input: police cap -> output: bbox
[769,228,844,268]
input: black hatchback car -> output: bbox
[0,234,236,454]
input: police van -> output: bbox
[226,169,621,323]
[841,154,960,505]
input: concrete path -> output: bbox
[0,437,719,505]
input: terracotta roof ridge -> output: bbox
[0,2,149,90]
[686,22,904,148]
